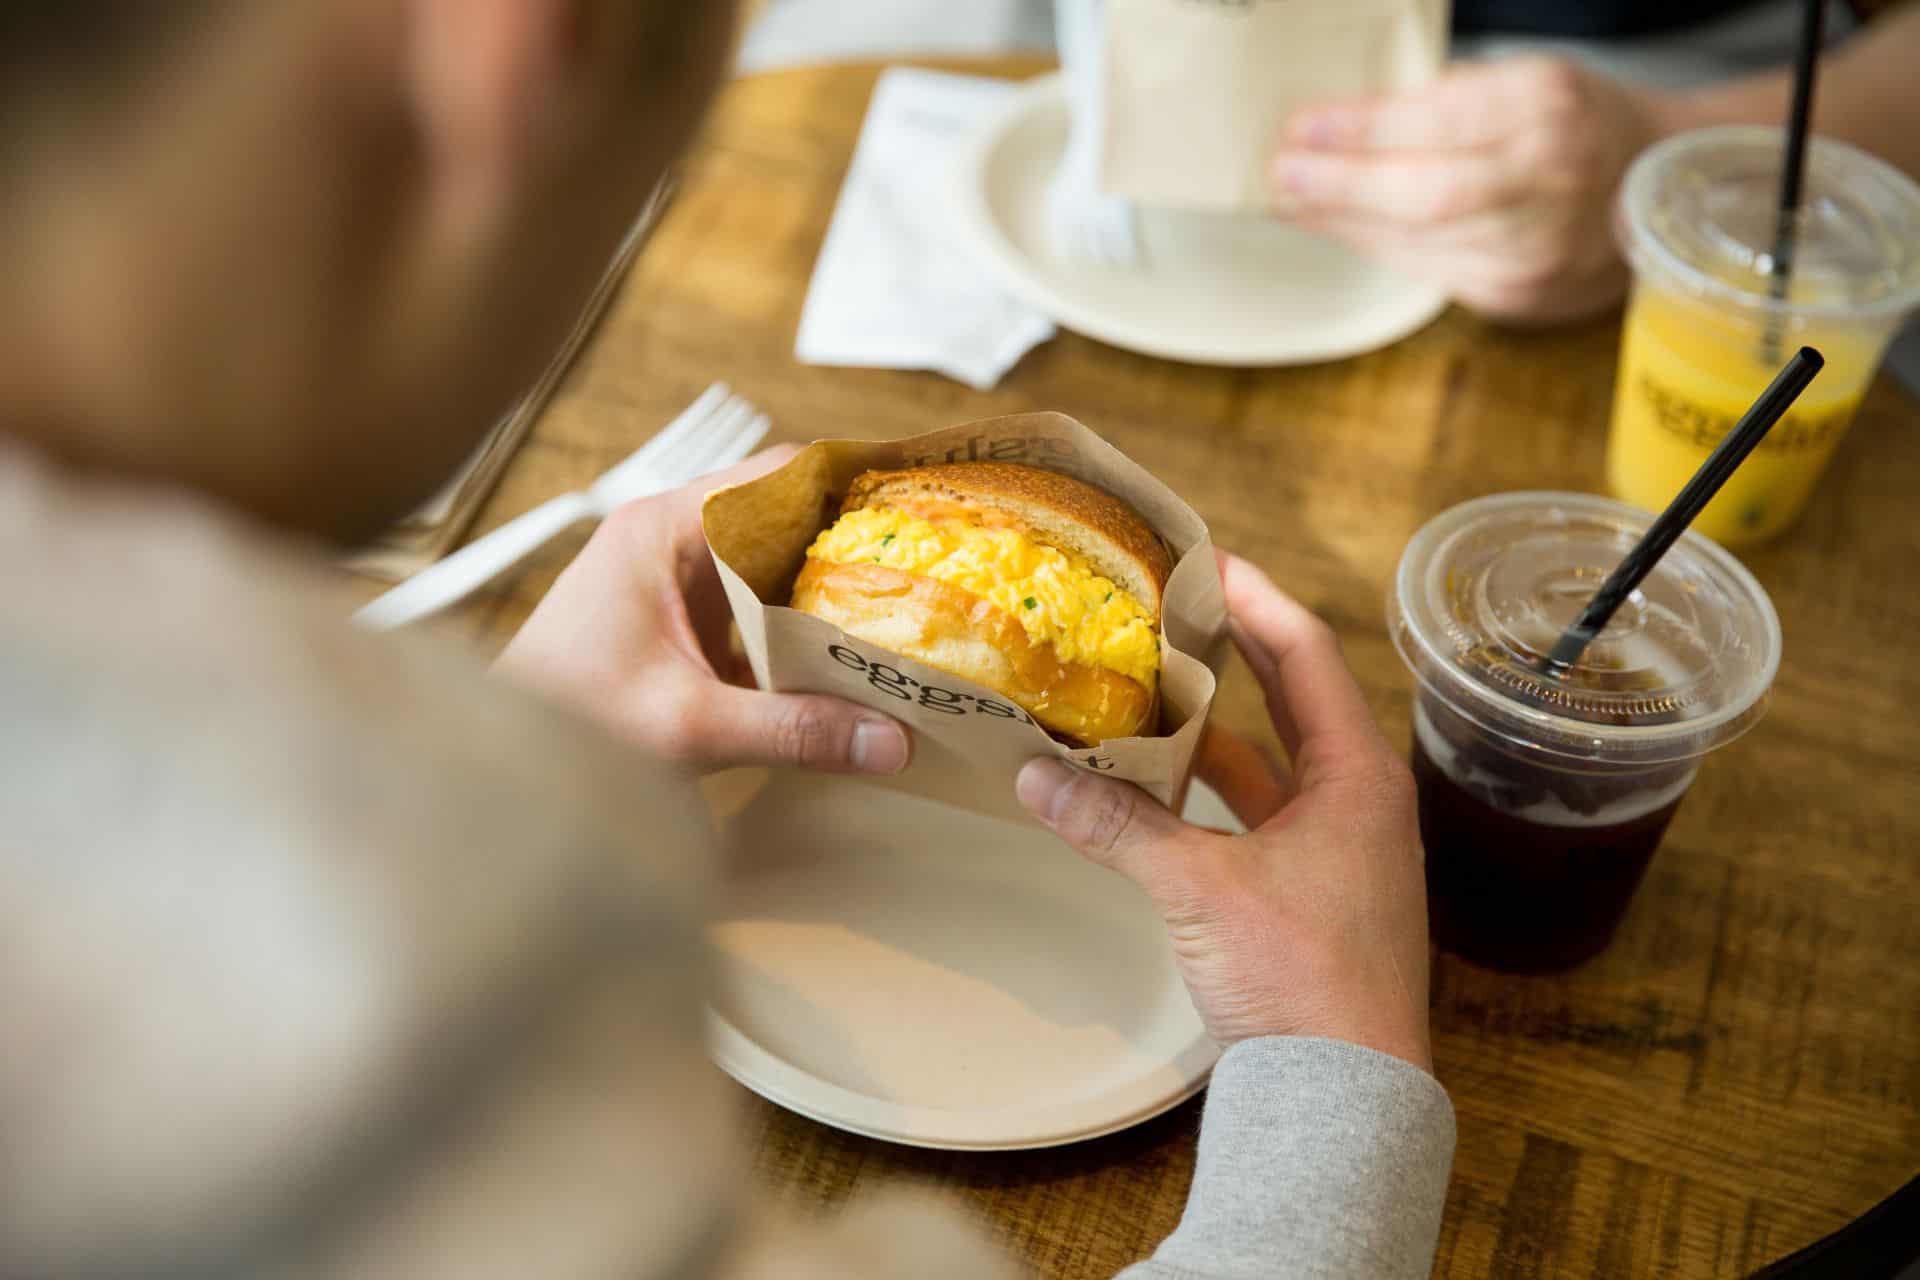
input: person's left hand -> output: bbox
[496,446,912,777]
[1270,56,1674,324]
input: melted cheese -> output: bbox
[806,507,1160,688]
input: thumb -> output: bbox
[1017,758,1191,889]
[681,684,912,775]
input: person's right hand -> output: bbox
[1016,553,1432,1070]
[1270,56,1672,324]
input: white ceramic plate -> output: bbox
[951,74,1449,367]
[704,771,1240,1150]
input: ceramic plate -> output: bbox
[951,74,1449,366]
[704,771,1239,1150]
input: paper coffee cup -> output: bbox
[1102,0,1450,213]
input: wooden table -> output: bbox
[346,58,1920,1278]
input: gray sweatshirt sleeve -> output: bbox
[1121,1037,1456,1280]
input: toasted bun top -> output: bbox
[841,463,1172,616]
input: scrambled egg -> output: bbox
[806,507,1160,688]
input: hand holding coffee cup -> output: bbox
[1271,57,1668,323]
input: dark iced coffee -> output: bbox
[1389,493,1781,973]
[1412,696,1694,971]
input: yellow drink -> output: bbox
[1607,286,1876,546]
[1606,128,1920,548]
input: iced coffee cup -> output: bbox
[1608,127,1920,547]
[1388,493,1781,972]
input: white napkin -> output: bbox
[796,68,1055,390]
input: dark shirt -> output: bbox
[1453,0,1889,39]
[1452,0,1759,38]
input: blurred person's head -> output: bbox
[0,1,734,541]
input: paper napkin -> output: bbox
[795,68,1055,391]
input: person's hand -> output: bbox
[1271,57,1677,324]
[1015,553,1431,1069]
[496,446,912,777]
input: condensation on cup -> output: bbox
[1388,493,1781,972]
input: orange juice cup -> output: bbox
[1608,127,1920,547]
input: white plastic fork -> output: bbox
[1046,0,1142,269]
[354,383,769,630]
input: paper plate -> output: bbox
[951,74,1449,366]
[704,771,1239,1150]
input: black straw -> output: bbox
[1775,0,1823,245]
[1544,347,1825,674]
[1764,0,1825,358]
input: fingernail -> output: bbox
[850,718,909,775]
[1016,757,1079,826]
[1272,153,1317,196]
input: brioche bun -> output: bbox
[790,462,1171,746]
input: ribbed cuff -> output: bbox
[1144,1037,1455,1280]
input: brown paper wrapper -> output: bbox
[1103,0,1450,213]
[703,413,1227,825]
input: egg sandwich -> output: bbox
[792,462,1171,745]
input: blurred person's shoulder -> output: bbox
[0,443,739,1279]
[0,441,710,901]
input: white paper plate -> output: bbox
[951,74,1449,366]
[704,771,1240,1150]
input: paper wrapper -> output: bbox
[1102,0,1450,213]
[703,413,1227,826]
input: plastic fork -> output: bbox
[1046,0,1142,269]
[354,383,769,630]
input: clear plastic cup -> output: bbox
[1388,492,1781,972]
[1608,127,1920,547]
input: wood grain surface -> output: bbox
[343,58,1920,1279]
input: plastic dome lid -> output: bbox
[1389,492,1782,765]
